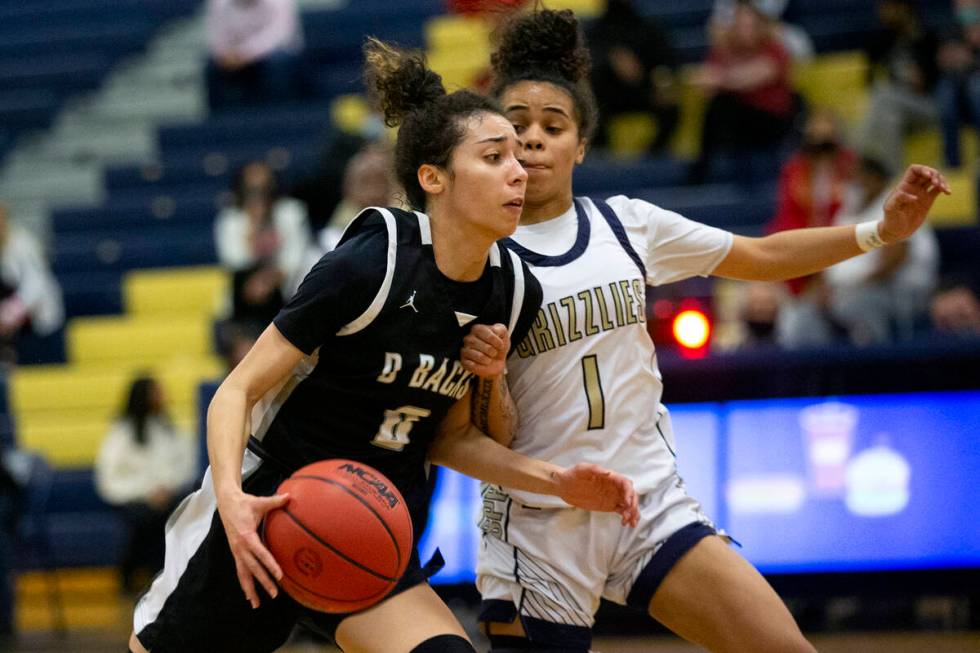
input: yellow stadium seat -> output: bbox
[425,15,490,53]
[124,266,229,317]
[547,0,605,17]
[427,51,489,91]
[607,112,657,158]
[68,316,213,366]
[672,67,708,159]
[928,168,977,227]
[905,128,978,170]
[16,419,196,467]
[11,360,219,466]
[793,51,869,124]
[331,94,373,136]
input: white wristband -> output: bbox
[855,220,886,252]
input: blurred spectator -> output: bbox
[0,450,22,643]
[936,0,980,168]
[587,0,680,155]
[778,157,939,347]
[930,280,980,336]
[94,376,197,594]
[711,0,814,62]
[291,112,387,234]
[737,281,785,348]
[216,162,312,320]
[823,157,939,344]
[205,0,305,111]
[447,0,527,15]
[689,0,797,183]
[856,0,939,167]
[0,203,64,365]
[318,143,394,252]
[215,162,311,367]
[769,109,858,296]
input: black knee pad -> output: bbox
[410,634,476,652]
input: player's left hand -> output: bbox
[461,323,510,378]
[880,165,951,243]
[554,463,640,527]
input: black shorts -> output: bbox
[133,459,438,653]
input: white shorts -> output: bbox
[476,471,719,646]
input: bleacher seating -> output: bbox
[0,0,199,164]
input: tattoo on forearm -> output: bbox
[474,378,493,433]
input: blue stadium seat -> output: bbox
[632,182,777,234]
[59,272,124,318]
[0,54,110,93]
[52,195,219,233]
[52,226,217,274]
[575,156,689,195]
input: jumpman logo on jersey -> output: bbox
[400,290,419,313]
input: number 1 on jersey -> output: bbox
[581,355,605,430]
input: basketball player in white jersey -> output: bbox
[461,9,950,653]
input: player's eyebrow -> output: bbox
[476,135,508,144]
[504,103,571,118]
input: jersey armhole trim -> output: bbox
[590,197,648,280]
[336,208,398,336]
[506,249,525,335]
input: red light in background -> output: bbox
[672,309,711,350]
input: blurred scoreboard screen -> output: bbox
[419,391,980,583]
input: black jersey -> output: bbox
[257,206,541,529]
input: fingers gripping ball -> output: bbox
[262,459,413,613]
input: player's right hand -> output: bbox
[217,489,290,609]
[554,463,640,527]
[461,323,510,378]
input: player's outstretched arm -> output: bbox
[713,164,950,282]
[430,395,640,526]
[207,323,304,609]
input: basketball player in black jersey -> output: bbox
[128,39,639,653]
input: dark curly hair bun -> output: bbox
[489,8,598,141]
[364,37,446,127]
[491,9,590,85]
[360,37,501,211]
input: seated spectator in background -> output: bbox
[856,0,939,167]
[689,0,797,183]
[936,0,980,168]
[769,109,857,297]
[94,376,197,594]
[823,156,939,344]
[778,157,939,347]
[317,143,394,252]
[736,281,785,348]
[0,203,64,365]
[588,0,681,155]
[711,0,814,62]
[215,161,311,367]
[931,279,980,336]
[205,0,304,111]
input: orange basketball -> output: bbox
[262,459,413,613]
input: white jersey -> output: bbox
[503,195,733,507]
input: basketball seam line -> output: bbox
[279,508,399,583]
[279,563,393,603]
[292,474,405,571]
